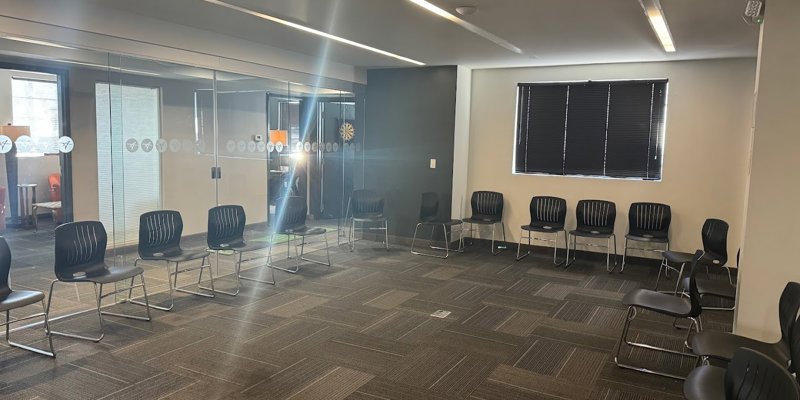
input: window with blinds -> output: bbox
[96,83,161,244]
[12,77,61,153]
[514,80,668,180]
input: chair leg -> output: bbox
[201,251,243,296]
[239,247,276,285]
[614,305,698,380]
[565,234,576,268]
[515,228,530,261]
[130,261,174,311]
[47,281,104,342]
[410,223,422,256]
[491,222,505,256]
[621,237,629,272]
[609,234,618,273]
[271,235,300,274]
[174,258,216,299]
[384,220,390,251]
[4,300,55,357]
[103,275,152,322]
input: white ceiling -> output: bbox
[90,0,759,69]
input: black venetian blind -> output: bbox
[514,80,668,180]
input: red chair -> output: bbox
[48,173,62,223]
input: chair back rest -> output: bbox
[778,282,800,345]
[686,249,705,317]
[275,196,307,232]
[470,191,504,221]
[350,190,385,218]
[0,237,11,297]
[724,348,800,399]
[207,205,246,248]
[54,221,108,279]
[138,210,184,258]
[575,200,616,233]
[628,202,671,238]
[529,196,567,227]
[419,192,439,222]
[701,218,729,265]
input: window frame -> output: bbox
[511,78,669,181]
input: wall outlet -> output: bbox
[254,134,264,142]
[430,158,437,169]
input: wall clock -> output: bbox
[339,121,355,141]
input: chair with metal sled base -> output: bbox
[656,218,729,294]
[620,202,671,273]
[0,237,54,357]
[684,347,800,400]
[689,281,800,371]
[46,221,152,343]
[410,192,464,259]
[269,196,331,273]
[516,196,567,265]
[131,211,215,311]
[202,205,273,296]
[566,199,618,272]
[347,190,389,252]
[614,249,704,380]
[463,191,506,255]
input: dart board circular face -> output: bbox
[339,122,355,141]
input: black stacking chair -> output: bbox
[0,237,54,357]
[269,196,331,273]
[463,191,506,255]
[690,281,800,370]
[46,221,151,342]
[410,192,464,259]
[133,211,215,311]
[566,199,617,272]
[680,248,739,312]
[620,202,671,272]
[684,347,800,400]
[516,196,567,265]
[347,190,389,251]
[614,250,704,379]
[201,205,272,296]
[657,218,729,294]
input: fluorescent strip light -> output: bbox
[2,36,76,50]
[407,0,522,54]
[204,0,425,66]
[54,60,162,76]
[639,0,676,52]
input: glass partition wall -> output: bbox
[0,39,365,315]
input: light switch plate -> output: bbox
[430,158,437,169]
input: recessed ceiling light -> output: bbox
[407,0,523,54]
[639,0,676,53]
[204,0,425,66]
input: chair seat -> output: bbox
[625,234,668,243]
[353,216,387,223]
[682,277,736,300]
[0,290,45,312]
[522,224,564,233]
[569,229,614,238]
[209,240,267,253]
[622,289,692,317]
[421,219,462,226]
[61,265,145,284]
[142,248,209,263]
[690,331,790,366]
[663,250,695,264]
[463,217,500,224]
[683,365,726,400]
[284,226,327,236]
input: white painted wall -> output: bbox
[467,58,756,259]
[735,0,800,341]
[452,66,472,219]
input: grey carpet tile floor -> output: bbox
[0,227,735,400]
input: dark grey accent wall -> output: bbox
[364,66,457,238]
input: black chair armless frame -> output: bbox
[614,250,704,380]
[0,237,54,357]
[566,199,618,272]
[410,192,464,259]
[46,221,151,342]
[620,202,671,272]
[516,196,567,265]
[269,196,331,273]
[201,205,272,296]
[463,191,506,255]
[346,190,389,251]
[131,210,215,311]
[657,218,729,294]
